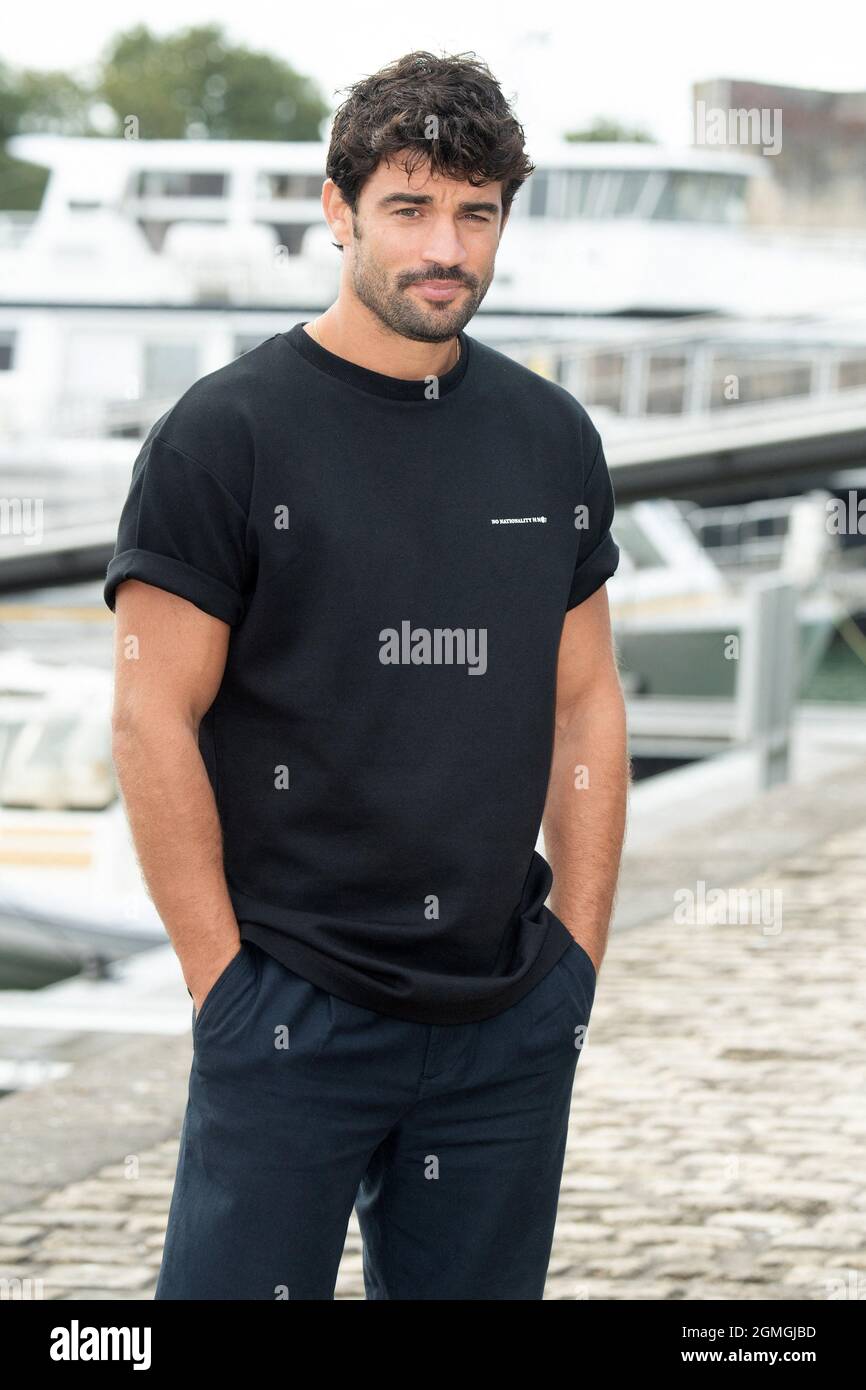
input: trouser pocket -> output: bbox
[528,946,595,1058]
[192,940,258,1046]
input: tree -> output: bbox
[0,61,93,209]
[97,24,329,140]
[0,25,331,209]
[565,118,656,143]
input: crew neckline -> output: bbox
[280,320,471,402]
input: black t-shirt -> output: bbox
[104,321,620,1024]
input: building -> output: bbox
[692,78,866,228]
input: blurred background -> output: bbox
[0,4,864,1130]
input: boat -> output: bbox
[609,493,842,701]
[0,651,162,987]
[4,134,866,441]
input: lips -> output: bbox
[411,282,464,301]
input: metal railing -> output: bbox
[502,321,866,420]
[684,496,803,568]
[23,317,866,442]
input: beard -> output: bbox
[349,226,493,343]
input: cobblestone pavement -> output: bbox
[1,804,864,1301]
[546,816,866,1300]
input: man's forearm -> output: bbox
[541,677,629,974]
[112,719,241,998]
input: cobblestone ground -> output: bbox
[1,818,864,1301]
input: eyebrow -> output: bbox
[376,192,501,215]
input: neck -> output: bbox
[306,303,460,379]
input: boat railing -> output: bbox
[505,323,866,420]
[682,493,846,578]
[684,496,799,568]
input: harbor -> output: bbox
[0,20,865,1309]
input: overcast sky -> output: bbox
[4,0,863,147]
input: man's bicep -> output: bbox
[554,583,620,724]
[112,579,231,731]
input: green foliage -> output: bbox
[96,24,329,140]
[565,118,656,144]
[3,68,94,136]
[0,60,83,208]
[0,25,330,209]
[0,153,49,211]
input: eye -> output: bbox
[392,209,489,222]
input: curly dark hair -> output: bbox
[325,50,535,247]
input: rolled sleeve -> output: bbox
[103,433,249,624]
[567,430,620,610]
[104,549,245,624]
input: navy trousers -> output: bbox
[155,937,596,1300]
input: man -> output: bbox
[105,50,628,1300]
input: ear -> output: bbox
[321,178,352,250]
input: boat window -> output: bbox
[612,171,650,217]
[709,356,812,407]
[562,170,651,219]
[583,172,609,218]
[650,171,747,224]
[839,358,866,389]
[646,353,689,414]
[528,169,650,219]
[527,171,549,217]
[583,351,626,413]
[567,173,606,219]
[564,171,589,217]
[255,172,324,200]
[134,171,227,198]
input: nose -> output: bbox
[417,220,469,274]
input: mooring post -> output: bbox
[736,575,799,788]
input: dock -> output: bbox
[0,740,864,1299]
